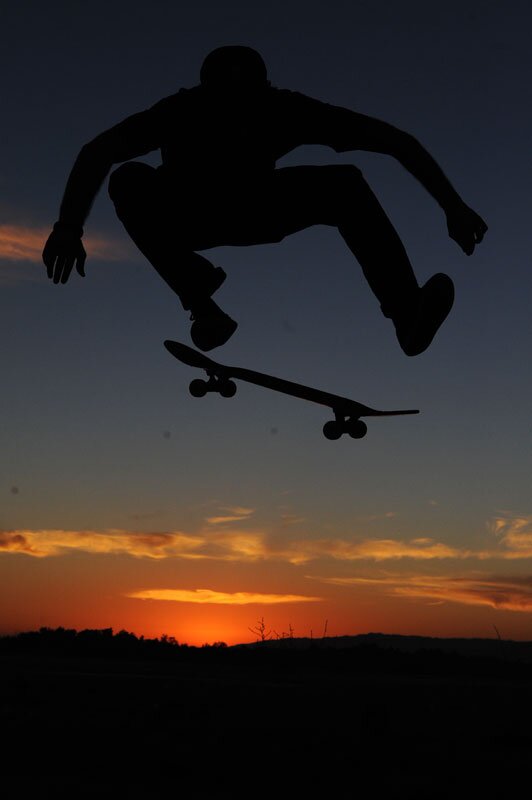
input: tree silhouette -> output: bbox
[248,617,272,642]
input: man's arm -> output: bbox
[43,102,166,284]
[298,95,488,255]
[57,108,164,229]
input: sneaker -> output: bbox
[190,300,238,351]
[393,273,455,356]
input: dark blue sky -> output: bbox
[1,0,532,642]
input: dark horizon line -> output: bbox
[1,625,530,647]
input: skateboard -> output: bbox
[164,340,419,440]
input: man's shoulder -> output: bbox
[269,86,321,103]
[148,86,199,112]
[143,85,339,126]
[268,87,340,115]
[147,85,328,109]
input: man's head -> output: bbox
[200,46,269,95]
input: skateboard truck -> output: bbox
[189,370,237,398]
[323,411,368,440]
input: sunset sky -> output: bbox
[1,0,531,646]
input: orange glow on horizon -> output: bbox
[2,514,532,647]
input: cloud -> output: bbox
[127,588,321,605]
[0,224,129,264]
[205,506,255,525]
[490,515,532,558]
[0,529,205,559]
[0,528,482,563]
[311,574,532,613]
[207,531,269,559]
[294,537,469,562]
[3,514,532,565]
[0,532,29,553]
[197,532,479,565]
[0,527,289,562]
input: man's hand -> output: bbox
[446,202,488,256]
[42,223,86,284]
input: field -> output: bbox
[2,633,531,794]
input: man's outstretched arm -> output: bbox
[43,107,163,284]
[306,98,488,255]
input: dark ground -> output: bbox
[2,632,531,795]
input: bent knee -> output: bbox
[108,161,157,204]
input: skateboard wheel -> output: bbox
[219,379,237,398]
[323,420,342,440]
[348,420,367,439]
[189,379,208,398]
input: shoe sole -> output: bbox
[191,316,238,352]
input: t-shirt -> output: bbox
[60,84,409,229]
[92,84,401,183]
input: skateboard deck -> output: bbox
[164,339,419,440]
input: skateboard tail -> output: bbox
[228,363,419,419]
[367,409,419,417]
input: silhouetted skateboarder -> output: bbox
[43,46,487,353]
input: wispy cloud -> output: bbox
[0,528,473,563]
[3,514,532,564]
[491,515,532,559]
[312,573,532,613]
[205,506,255,525]
[127,588,321,605]
[294,537,470,562]
[0,224,129,264]
[0,529,203,559]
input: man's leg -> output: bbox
[269,165,454,356]
[108,161,237,350]
[334,167,454,356]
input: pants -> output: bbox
[108,161,418,314]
